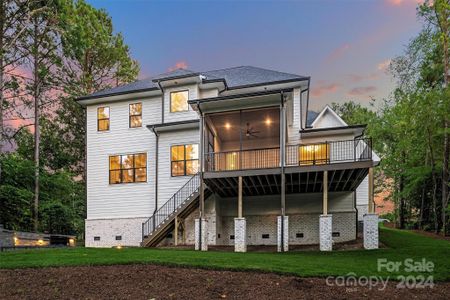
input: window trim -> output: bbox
[170,90,190,113]
[109,153,147,184]
[170,144,199,177]
[97,106,110,132]
[129,102,142,128]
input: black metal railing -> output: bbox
[205,138,372,172]
[142,173,200,240]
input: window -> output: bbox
[109,153,147,184]
[170,90,189,112]
[299,143,329,165]
[129,103,142,128]
[171,144,199,176]
[97,107,110,131]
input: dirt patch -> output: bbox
[0,264,448,300]
[411,230,450,242]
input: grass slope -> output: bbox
[1,227,449,280]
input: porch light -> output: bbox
[265,118,272,125]
[225,122,231,129]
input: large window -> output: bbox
[109,153,147,184]
[170,90,189,112]
[129,103,142,128]
[299,144,329,165]
[97,107,110,131]
[171,144,199,176]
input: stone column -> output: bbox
[319,214,332,251]
[194,218,200,250]
[234,218,247,252]
[363,214,379,249]
[194,218,208,251]
[277,215,289,252]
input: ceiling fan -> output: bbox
[245,122,260,139]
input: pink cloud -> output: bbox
[347,86,377,96]
[311,82,340,97]
[377,59,392,72]
[168,61,188,71]
[348,72,380,83]
[325,43,351,64]
[385,0,424,6]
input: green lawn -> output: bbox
[1,227,449,281]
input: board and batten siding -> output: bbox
[157,128,200,207]
[86,96,161,219]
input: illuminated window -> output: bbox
[129,103,142,128]
[299,143,329,165]
[170,90,189,112]
[109,153,147,184]
[97,107,110,131]
[171,144,199,176]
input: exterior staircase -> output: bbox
[141,173,209,247]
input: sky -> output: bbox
[90,0,421,110]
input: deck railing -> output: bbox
[205,138,372,172]
[142,173,200,240]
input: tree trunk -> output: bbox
[33,16,40,232]
[399,174,405,229]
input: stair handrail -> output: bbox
[142,173,200,240]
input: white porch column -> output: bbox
[364,167,379,249]
[320,170,332,251]
[277,216,289,252]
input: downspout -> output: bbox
[150,126,159,218]
[157,80,164,124]
[305,78,311,128]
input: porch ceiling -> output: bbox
[204,168,368,198]
[208,107,280,143]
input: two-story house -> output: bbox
[77,66,380,252]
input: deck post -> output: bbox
[278,92,288,252]
[320,170,332,251]
[364,167,379,249]
[196,109,208,251]
[174,216,178,246]
[235,176,247,252]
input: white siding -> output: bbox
[86,96,161,219]
[157,128,200,206]
[287,87,301,144]
[164,84,199,123]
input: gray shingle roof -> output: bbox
[78,66,309,101]
[306,110,319,127]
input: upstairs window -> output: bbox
[129,103,142,128]
[97,107,110,131]
[170,90,189,112]
[109,153,147,184]
[171,144,199,176]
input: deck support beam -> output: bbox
[197,108,207,251]
[235,176,247,252]
[320,170,332,251]
[278,92,288,252]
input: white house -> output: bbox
[77,66,380,252]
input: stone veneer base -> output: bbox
[363,213,379,249]
[319,214,333,251]
[277,216,289,252]
[234,218,247,252]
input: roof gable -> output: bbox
[310,105,348,128]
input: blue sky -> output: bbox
[87,0,422,110]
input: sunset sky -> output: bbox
[90,0,421,110]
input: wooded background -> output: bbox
[0,0,448,239]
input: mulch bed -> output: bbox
[0,264,448,300]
